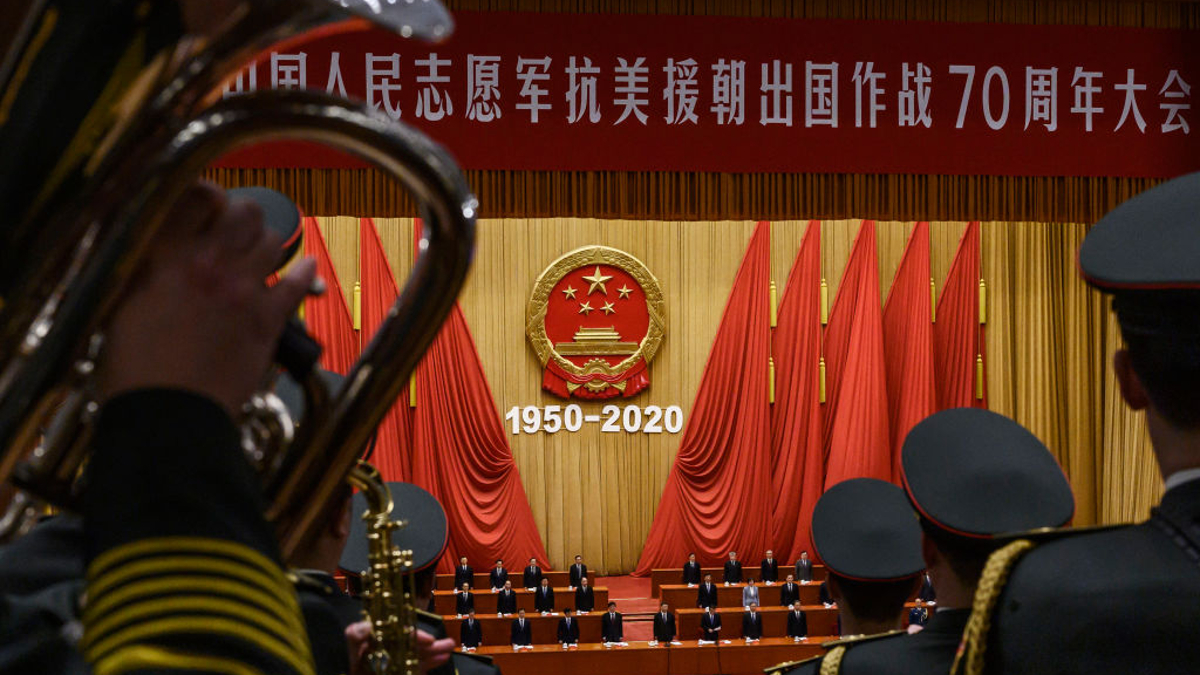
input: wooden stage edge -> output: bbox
[471,637,830,675]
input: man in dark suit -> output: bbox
[780,574,801,607]
[696,573,718,608]
[455,582,475,615]
[455,556,475,589]
[575,576,596,612]
[743,602,764,641]
[682,552,702,585]
[794,552,813,583]
[523,557,543,589]
[489,560,508,591]
[557,608,580,646]
[818,580,833,606]
[534,577,556,613]
[653,602,676,643]
[786,602,808,640]
[510,608,532,647]
[916,572,935,604]
[601,601,623,643]
[723,551,743,584]
[496,580,517,615]
[700,606,722,641]
[569,555,588,588]
[760,550,779,584]
[460,609,483,649]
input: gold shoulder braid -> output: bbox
[819,646,846,675]
[952,539,1035,675]
[764,654,821,674]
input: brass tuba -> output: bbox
[0,0,477,558]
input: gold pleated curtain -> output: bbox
[304,215,1161,574]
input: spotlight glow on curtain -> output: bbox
[634,222,773,574]
[882,222,937,482]
[823,221,891,488]
[770,221,826,563]
[359,217,413,482]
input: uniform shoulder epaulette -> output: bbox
[995,523,1127,544]
[287,570,334,596]
[820,629,906,648]
[764,654,822,674]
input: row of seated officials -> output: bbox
[458,601,819,649]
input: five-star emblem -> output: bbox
[578,301,594,315]
[617,284,633,299]
[582,267,613,296]
[601,301,616,315]
[562,285,578,300]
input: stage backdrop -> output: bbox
[305,216,1158,574]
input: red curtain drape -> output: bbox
[301,216,358,374]
[822,221,891,488]
[410,304,550,573]
[359,217,413,482]
[770,221,826,564]
[634,222,773,575]
[934,221,988,409]
[882,222,937,482]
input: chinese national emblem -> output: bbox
[526,246,665,399]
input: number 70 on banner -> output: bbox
[504,404,685,435]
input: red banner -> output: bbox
[215,12,1200,178]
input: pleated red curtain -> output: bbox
[770,221,826,564]
[934,221,988,409]
[823,221,891,488]
[301,216,358,374]
[359,217,413,482]
[882,222,937,482]
[634,222,773,574]
[410,304,550,573]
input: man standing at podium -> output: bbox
[701,606,722,641]
[761,550,780,584]
[794,552,813,583]
[460,609,483,650]
[601,601,624,643]
[455,556,475,589]
[724,551,743,584]
[697,573,718,608]
[523,557,543,589]
[510,608,532,648]
[534,577,555,613]
[786,602,808,640]
[569,555,588,588]
[682,552,702,585]
[575,576,596,612]
[489,560,509,591]
[780,574,801,607]
[743,602,764,641]
[557,608,580,646]
[653,602,677,643]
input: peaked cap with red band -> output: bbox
[811,478,924,582]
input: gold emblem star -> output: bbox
[562,285,578,300]
[601,301,616,315]
[617,284,633,299]
[578,301,594,315]
[582,266,613,296]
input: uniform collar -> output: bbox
[1164,466,1200,493]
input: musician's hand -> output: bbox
[416,628,455,673]
[97,181,315,415]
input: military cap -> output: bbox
[227,187,302,269]
[812,478,923,581]
[901,408,1074,538]
[340,481,449,575]
[1079,171,1200,292]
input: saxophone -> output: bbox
[347,460,420,675]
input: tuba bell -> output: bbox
[0,0,477,561]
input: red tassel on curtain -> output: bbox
[359,218,413,482]
[634,222,773,575]
[882,222,937,483]
[823,221,891,488]
[301,216,358,374]
[771,221,826,564]
[934,221,988,409]
[411,304,550,573]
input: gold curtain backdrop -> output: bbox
[308,216,1160,574]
